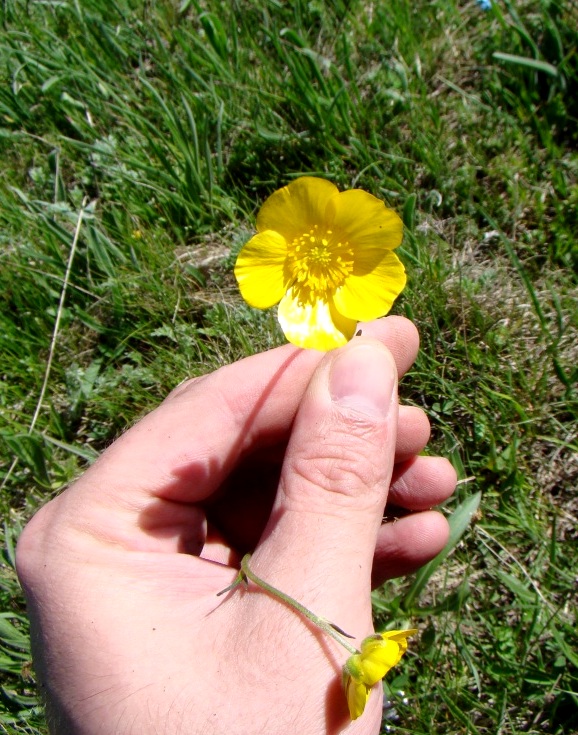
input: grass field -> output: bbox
[1,0,577,732]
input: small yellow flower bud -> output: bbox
[342,628,417,720]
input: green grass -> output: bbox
[1,0,577,732]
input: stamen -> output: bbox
[285,228,354,305]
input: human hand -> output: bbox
[16,316,456,734]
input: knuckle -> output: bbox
[15,503,54,583]
[286,415,388,501]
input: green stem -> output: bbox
[238,554,358,655]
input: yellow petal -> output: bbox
[380,629,418,647]
[277,289,356,351]
[344,674,371,720]
[333,251,406,321]
[358,629,417,684]
[234,230,288,309]
[328,190,403,251]
[359,639,402,685]
[256,177,339,242]
[362,629,417,655]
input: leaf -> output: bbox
[496,570,536,604]
[0,615,30,652]
[401,492,482,610]
[492,52,559,78]
[402,193,416,231]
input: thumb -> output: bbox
[251,338,398,632]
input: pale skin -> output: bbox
[16,317,457,735]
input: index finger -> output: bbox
[65,316,419,511]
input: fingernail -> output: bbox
[329,344,396,419]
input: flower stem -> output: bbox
[237,553,358,655]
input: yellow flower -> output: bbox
[234,177,406,351]
[342,629,417,720]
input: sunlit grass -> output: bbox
[1,0,576,732]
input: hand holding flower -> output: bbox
[16,320,456,734]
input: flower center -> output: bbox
[285,225,354,304]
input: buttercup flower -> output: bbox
[342,629,417,720]
[234,177,406,351]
